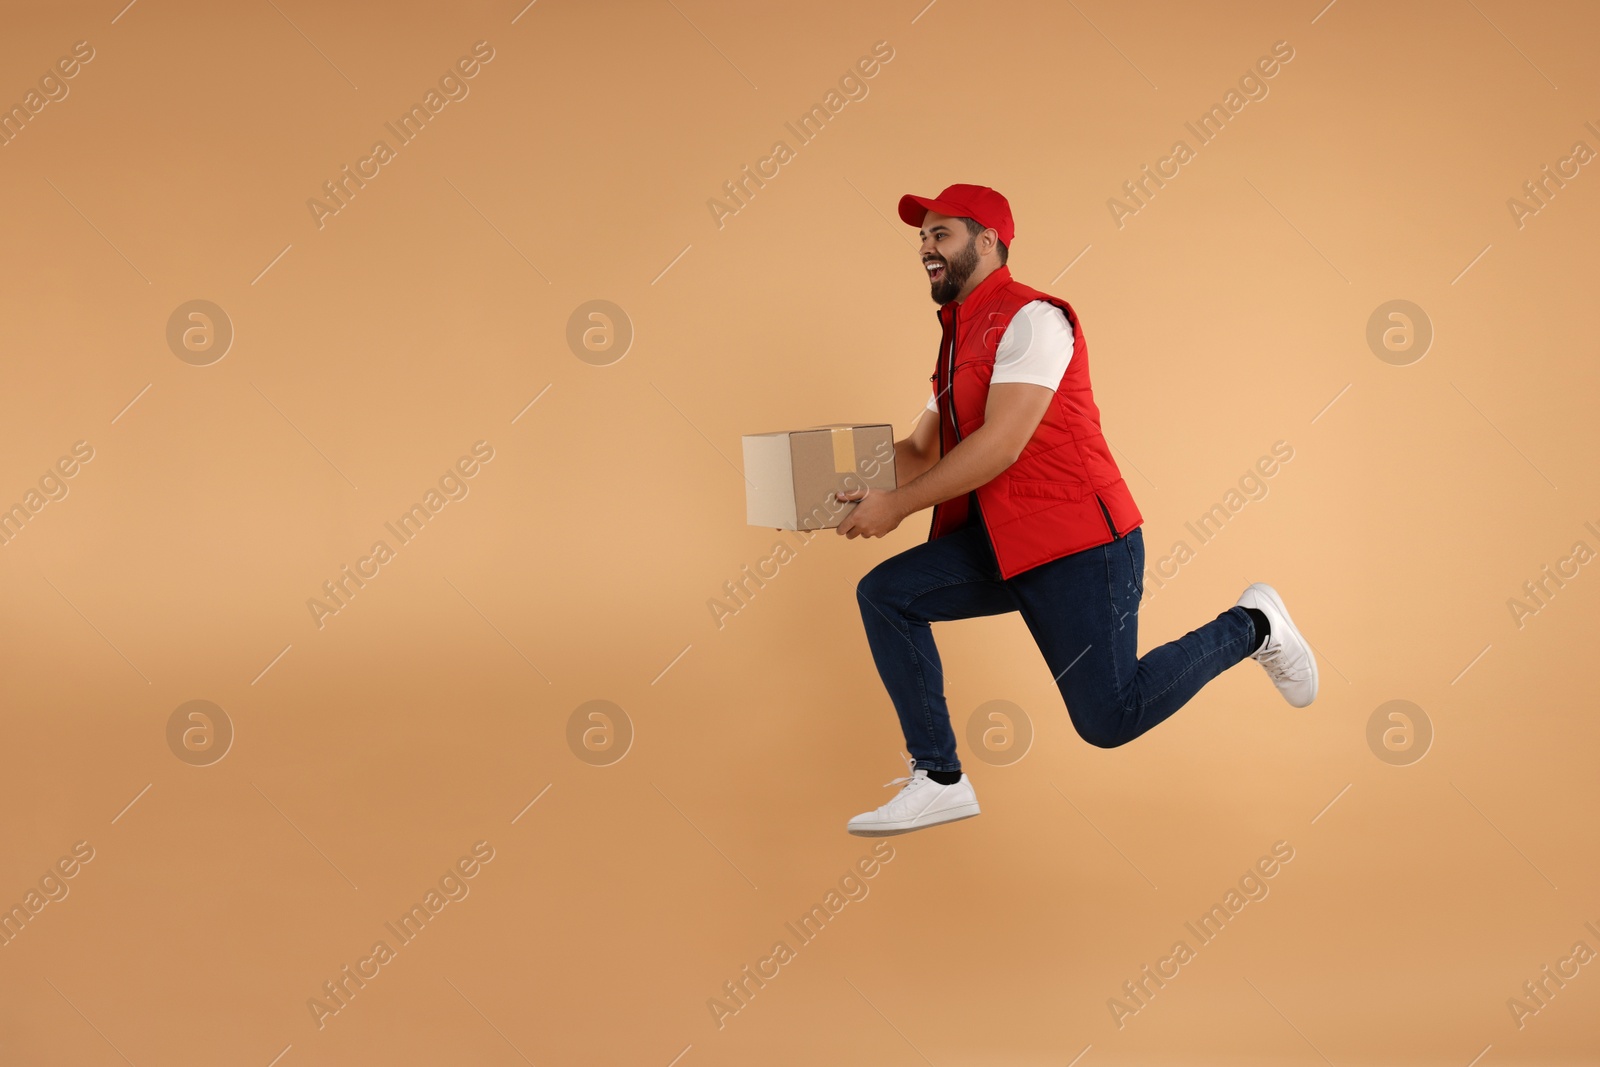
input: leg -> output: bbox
[855,523,1020,773]
[1006,526,1257,748]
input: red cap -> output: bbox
[898,183,1014,246]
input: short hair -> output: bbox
[960,216,1008,265]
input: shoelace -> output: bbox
[881,754,927,792]
[1257,641,1309,683]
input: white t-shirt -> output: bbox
[925,299,1074,413]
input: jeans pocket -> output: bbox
[1123,534,1144,601]
[1106,544,1140,633]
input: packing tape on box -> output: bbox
[830,427,856,474]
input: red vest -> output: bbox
[928,264,1143,579]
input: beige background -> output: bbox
[2,0,1598,1064]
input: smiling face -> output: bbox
[918,210,993,306]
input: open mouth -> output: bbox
[924,260,945,282]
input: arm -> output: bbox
[836,382,1055,538]
[894,406,941,484]
[894,382,1054,516]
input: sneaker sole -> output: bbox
[846,804,981,837]
[1251,582,1318,707]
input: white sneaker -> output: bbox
[846,754,981,837]
[1235,582,1318,707]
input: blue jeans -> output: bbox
[855,521,1257,771]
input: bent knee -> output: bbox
[1067,700,1133,749]
[1076,726,1130,750]
[855,565,899,610]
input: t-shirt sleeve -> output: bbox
[990,300,1073,389]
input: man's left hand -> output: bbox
[834,487,904,539]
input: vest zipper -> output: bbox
[929,307,954,536]
[944,305,990,538]
[946,304,962,444]
[1095,492,1120,540]
[929,302,997,546]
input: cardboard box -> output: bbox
[742,423,897,530]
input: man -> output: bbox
[834,183,1317,837]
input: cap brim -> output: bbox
[897,194,964,229]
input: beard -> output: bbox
[927,237,980,305]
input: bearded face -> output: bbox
[923,227,981,305]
